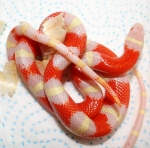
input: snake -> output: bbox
[123,68,146,148]
[6,12,145,139]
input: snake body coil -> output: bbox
[6,12,144,138]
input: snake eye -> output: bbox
[130,27,134,31]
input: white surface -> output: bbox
[0,0,150,148]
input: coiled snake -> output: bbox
[5,11,145,146]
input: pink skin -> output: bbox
[123,68,146,148]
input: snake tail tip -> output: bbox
[115,97,121,107]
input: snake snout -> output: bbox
[125,23,144,51]
[130,23,144,41]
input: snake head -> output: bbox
[125,23,144,52]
